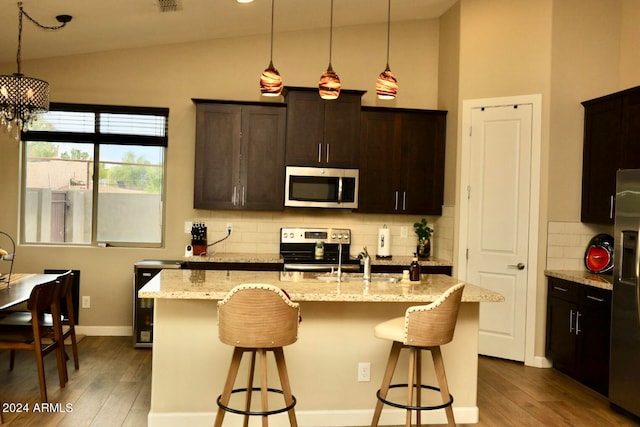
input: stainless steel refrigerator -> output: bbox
[610,169,640,416]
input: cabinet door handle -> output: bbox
[241,186,246,206]
[586,295,605,303]
[394,191,399,210]
[402,191,406,211]
[318,144,322,163]
[326,143,330,163]
[553,286,569,292]
[575,311,581,335]
[610,195,614,219]
[232,186,237,206]
[569,309,575,333]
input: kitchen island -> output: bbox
[140,269,502,427]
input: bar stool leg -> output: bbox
[416,349,422,426]
[274,347,298,427]
[406,348,417,427]
[372,341,403,427]
[431,346,456,427]
[215,348,244,427]
[243,351,257,427]
[259,349,269,427]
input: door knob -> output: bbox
[508,262,525,270]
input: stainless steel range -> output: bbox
[280,227,361,272]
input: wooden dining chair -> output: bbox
[46,271,79,375]
[0,278,66,402]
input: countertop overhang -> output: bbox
[544,270,613,290]
[139,269,503,303]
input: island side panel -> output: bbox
[148,298,479,426]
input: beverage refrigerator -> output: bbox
[133,260,183,348]
[610,169,640,417]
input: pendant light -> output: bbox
[376,0,398,100]
[319,0,340,100]
[260,0,283,96]
[0,2,72,139]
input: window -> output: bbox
[22,103,169,247]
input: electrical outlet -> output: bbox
[358,362,371,382]
[400,226,408,238]
[82,296,90,309]
[184,221,193,234]
[226,223,233,234]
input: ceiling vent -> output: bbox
[157,0,182,13]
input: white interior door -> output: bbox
[466,103,532,361]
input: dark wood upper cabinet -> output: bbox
[359,107,446,215]
[581,86,640,224]
[193,100,286,210]
[283,87,365,168]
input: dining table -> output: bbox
[0,273,60,311]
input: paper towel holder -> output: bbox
[376,224,392,259]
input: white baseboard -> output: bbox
[148,406,479,427]
[76,325,132,336]
[527,355,552,368]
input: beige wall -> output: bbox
[548,0,621,222]
[620,0,640,88]
[0,19,445,330]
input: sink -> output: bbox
[316,274,399,283]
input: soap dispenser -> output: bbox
[409,255,421,282]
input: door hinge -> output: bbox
[467,185,471,199]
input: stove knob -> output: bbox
[331,233,337,239]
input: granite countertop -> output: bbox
[139,269,503,303]
[183,252,453,267]
[544,270,613,290]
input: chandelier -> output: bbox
[0,2,72,138]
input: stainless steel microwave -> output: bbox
[284,166,359,209]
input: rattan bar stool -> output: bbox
[215,284,300,427]
[371,283,465,427]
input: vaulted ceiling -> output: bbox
[0,0,457,64]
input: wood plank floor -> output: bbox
[0,336,638,426]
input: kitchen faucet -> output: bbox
[360,246,371,282]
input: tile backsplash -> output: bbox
[191,206,455,261]
[546,221,613,270]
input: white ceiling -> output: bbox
[0,0,457,65]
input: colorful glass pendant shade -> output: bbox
[319,0,340,100]
[376,66,398,100]
[319,64,341,100]
[260,0,282,96]
[260,61,282,97]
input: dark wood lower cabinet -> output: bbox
[545,277,611,396]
